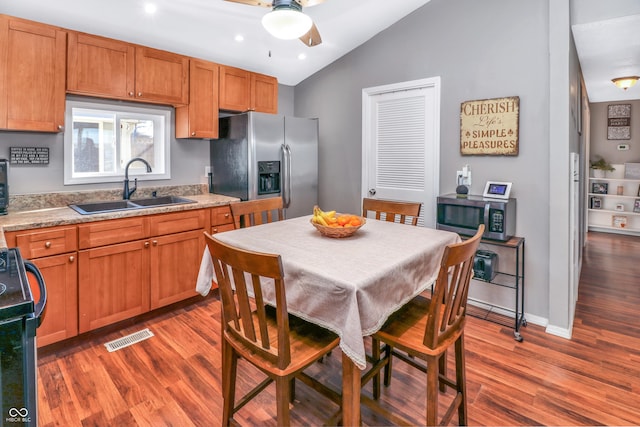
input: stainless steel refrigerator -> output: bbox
[210,112,318,219]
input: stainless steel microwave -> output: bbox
[436,194,516,241]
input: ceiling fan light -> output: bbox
[262,8,312,40]
[611,76,639,90]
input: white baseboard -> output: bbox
[545,323,573,339]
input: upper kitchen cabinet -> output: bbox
[251,72,278,114]
[0,15,66,132]
[67,32,189,106]
[176,59,219,139]
[219,65,278,113]
[135,46,189,105]
[67,32,135,99]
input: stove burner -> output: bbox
[0,282,6,297]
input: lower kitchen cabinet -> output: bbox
[78,239,150,333]
[29,254,78,346]
[5,225,78,347]
[150,229,204,309]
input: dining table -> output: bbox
[196,214,460,425]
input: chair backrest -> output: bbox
[204,232,292,369]
[424,225,484,349]
[362,198,422,226]
[230,197,284,229]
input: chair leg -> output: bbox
[425,354,439,427]
[383,343,393,387]
[275,376,291,427]
[455,335,468,426]
[439,349,447,393]
[372,338,381,399]
[221,339,237,426]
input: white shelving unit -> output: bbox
[588,174,640,235]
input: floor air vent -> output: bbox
[104,328,154,352]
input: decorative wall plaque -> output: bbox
[10,147,49,165]
[607,104,631,140]
[460,96,519,156]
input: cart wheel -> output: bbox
[514,332,523,342]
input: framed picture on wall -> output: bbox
[591,182,608,194]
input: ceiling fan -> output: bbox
[225,0,325,47]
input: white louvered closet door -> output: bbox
[362,78,440,227]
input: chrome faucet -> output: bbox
[123,157,152,200]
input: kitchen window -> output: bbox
[64,99,171,185]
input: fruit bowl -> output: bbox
[310,216,366,238]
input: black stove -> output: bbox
[0,249,34,321]
[0,247,46,426]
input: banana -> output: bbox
[315,214,328,226]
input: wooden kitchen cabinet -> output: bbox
[79,239,150,333]
[66,31,189,105]
[67,31,135,100]
[211,205,234,234]
[135,46,189,105]
[5,225,78,347]
[219,65,278,113]
[0,15,66,132]
[176,59,219,139]
[251,72,278,114]
[150,229,204,309]
[149,209,206,309]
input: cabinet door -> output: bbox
[135,46,189,105]
[175,59,219,138]
[251,73,278,114]
[78,240,150,332]
[30,253,78,347]
[67,31,135,100]
[219,65,250,112]
[150,229,203,309]
[0,16,66,132]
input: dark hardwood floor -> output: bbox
[36,231,640,426]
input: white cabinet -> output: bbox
[588,177,640,235]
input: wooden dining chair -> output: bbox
[229,197,284,229]
[364,225,484,426]
[362,197,422,226]
[204,232,341,426]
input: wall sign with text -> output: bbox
[460,96,519,156]
[607,104,631,140]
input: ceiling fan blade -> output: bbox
[297,0,326,7]
[224,0,272,8]
[299,21,322,46]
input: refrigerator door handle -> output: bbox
[282,144,292,208]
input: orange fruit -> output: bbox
[349,217,362,227]
[337,216,350,226]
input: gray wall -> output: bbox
[589,100,640,165]
[294,0,555,323]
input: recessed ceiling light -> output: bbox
[144,3,157,14]
[235,35,244,42]
[298,53,307,60]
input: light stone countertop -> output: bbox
[0,192,239,249]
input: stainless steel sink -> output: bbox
[129,196,196,207]
[69,196,196,215]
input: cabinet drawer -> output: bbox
[78,217,149,249]
[211,223,235,234]
[149,209,206,236]
[14,226,77,258]
[212,205,233,225]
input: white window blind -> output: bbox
[376,94,426,191]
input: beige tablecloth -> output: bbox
[196,215,460,369]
